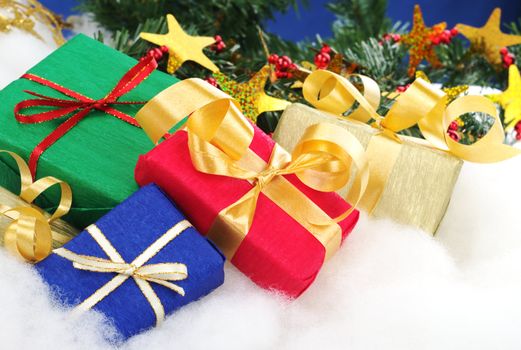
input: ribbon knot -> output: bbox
[54,220,191,326]
[122,264,138,277]
[254,169,277,191]
[14,53,162,178]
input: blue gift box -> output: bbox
[36,184,225,340]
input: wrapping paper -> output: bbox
[273,103,463,234]
[36,184,225,340]
[135,124,359,298]
[0,34,179,228]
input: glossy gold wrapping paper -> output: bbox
[0,186,78,248]
[273,103,463,234]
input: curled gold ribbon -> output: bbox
[0,150,72,262]
[302,70,521,212]
[136,79,369,260]
[54,220,190,326]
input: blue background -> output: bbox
[42,0,521,42]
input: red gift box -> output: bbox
[135,122,359,298]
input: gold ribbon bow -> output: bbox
[53,220,191,325]
[0,150,72,262]
[302,70,521,212]
[136,78,369,260]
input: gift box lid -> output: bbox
[36,184,225,341]
[0,34,179,228]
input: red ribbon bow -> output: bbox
[14,51,162,178]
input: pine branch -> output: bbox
[326,0,391,49]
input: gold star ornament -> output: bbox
[214,65,291,123]
[456,8,521,66]
[140,14,219,74]
[401,5,446,77]
[487,64,521,130]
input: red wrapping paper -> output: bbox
[135,124,359,298]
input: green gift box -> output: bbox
[0,34,178,228]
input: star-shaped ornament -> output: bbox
[487,65,521,130]
[213,65,291,123]
[401,5,446,77]
[140,14,219,74]
[456,8,521,66]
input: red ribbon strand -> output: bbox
[14,53,161,178]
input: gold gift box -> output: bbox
[273,103,463,234]
[0,186,78,248]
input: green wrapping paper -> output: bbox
[0,34,179,228]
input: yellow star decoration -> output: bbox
[456,8,521,66]
[415,71,468,103]
[213,65,291,123]
[140,14,219,74]
[487,65,521,130]
[401,5,446,77]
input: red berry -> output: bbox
[392,34,401,42]
[440,31,452,44]
[450,28,458,37]
[314,52,330,69]
[514,121,521,139]
[321,43,332,53]
[431,36,441,45]
[268,54,279,64]
[448,130,461,142]
[281,55,292,65]
[396,84,411,92]
[500,47,509,56]
[205,77,218,87]
[503,54,515,67]
[277,61,289,70]
[211,35,226,53]
[448,121,459,131]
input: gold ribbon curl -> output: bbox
[0,150,72,262]
[136,78,369,260]
[54,220,190,326]
[302,70,521,213]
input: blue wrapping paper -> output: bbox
[36,184,225,340]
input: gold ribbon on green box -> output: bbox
[302,70,521,213]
